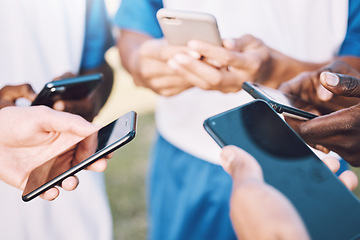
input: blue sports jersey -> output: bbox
[339,0,360,56]
[81,0,114,70]
[114,0,163,38]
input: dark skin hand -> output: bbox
[279,58,360,115]
[53,61,114,122]
[283,71,360,167]
[0,84,37,108]
[0,62,113,122]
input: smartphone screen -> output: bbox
[203,100,360,240]
[156,8,222,46]
[242,82,318,120]
[32,73,103,107]
[22,111,137,202]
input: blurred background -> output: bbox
[92,1,155,239]
[93,47,156,240]
[93,1,360,239]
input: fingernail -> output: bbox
[53,101,65,111]
[187,40,199,49]
[206,58,222,68]
[167,59,179,69]
[323,72,339,87]
[222,39,235,49]
[187,50,201,59]
[174,53,189,64]
[317,85,333,101]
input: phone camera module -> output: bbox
[161,17,181,25]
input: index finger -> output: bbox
[140,38,188,60]
[32,106,99,137]
[188,40,251,68]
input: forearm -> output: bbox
[117,29,152,86]
[265,48,328,88]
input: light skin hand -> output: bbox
[0,106,109,201]
[117,30,193,96]
[220,145,310,240]
[285,72,360,167]
[220,145,358,240]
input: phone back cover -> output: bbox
[204,100,360,240]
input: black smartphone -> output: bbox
[22,111,137,202]
[203,100,360,240]
[31,73,103,107]
[242,81,318,120]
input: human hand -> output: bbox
[285,72,360,166]
[167,34,273,92]
[167,34,304,93]
[129,38,193,96]
[220,145,358,240]
[0,106,109,201]
[279,59,360,115]
[0,84,36,108]
[220,145,310,240]
[49,72,99,122]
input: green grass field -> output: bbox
[104,112,154,239]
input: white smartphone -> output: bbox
[156,8,222,46]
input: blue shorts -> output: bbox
[337,158,349,176]
[148,134,237,240]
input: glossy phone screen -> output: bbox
[204,100,360,240]
[22,111,137,202]
[32,73,103,107]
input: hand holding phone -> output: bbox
[242,81,318,120]
[203,100,360,240]
[22,111,137,202]
[32,73,103,107]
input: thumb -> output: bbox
[320,72,360,98]
[222,34,259,51]
[220,146,263,183]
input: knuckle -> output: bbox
[33,105,51,114]
[221,54,236,65]
[298,124,312,138]
[211,74,224,86]
[342,76,359,96]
